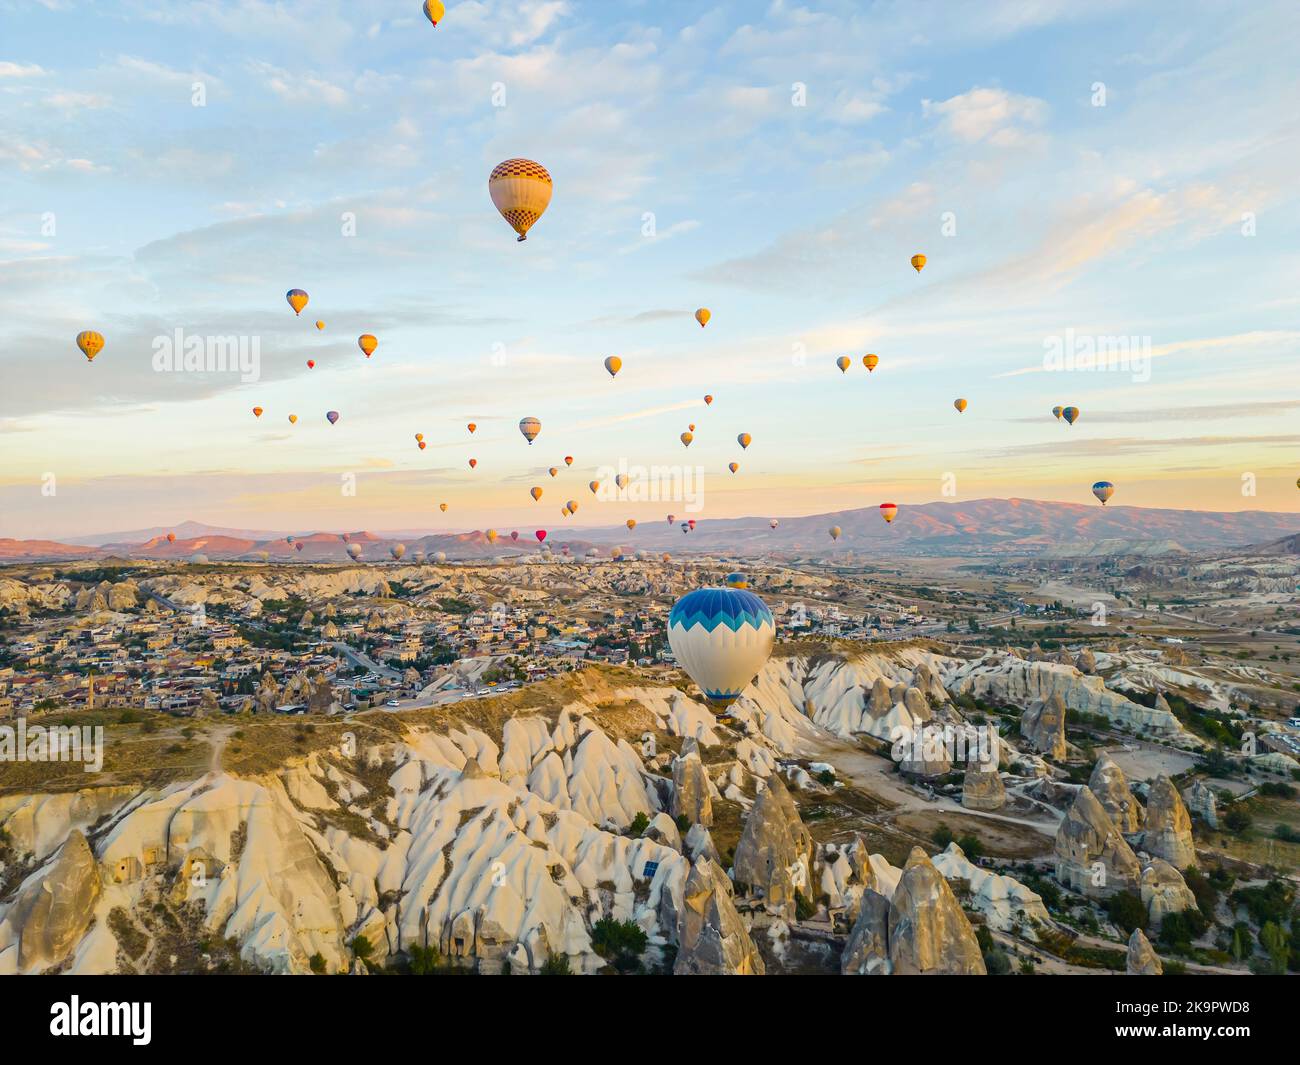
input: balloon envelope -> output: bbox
[1092,481,1114,505]
[667,587,775,709]
[77,330,105,362]
[286,289,308,315]
[489,158,552,241]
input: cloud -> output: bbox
[0,61,46,78]
[922,87,1048,146]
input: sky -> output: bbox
[1,0,1298,539]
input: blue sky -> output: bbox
[1,0,1298,538]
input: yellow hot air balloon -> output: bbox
[548,466,558,477]
[439,503,448,512]
[910,254,926,273]
[695,308,711,328]
[315,320,325,330]
[489,158,552,241]
[829,526,841,541]
[737,433,751,449]
[680,431,694,447]
[358,334,377,358]
[76,330,105,362]
[288,414,298,424]
[626,519,637,530]
[589,480,600,494]
[286,289,309,315]
[953,398,968,413]
[1052,405,1063,421]
[518,416,541,444]
[864,353,879,372]
[423,0,445,26]
[530,486,543,501]
[836,355,850,373]
[615,473,629,489]
[562,506,570,516]
[728,462,739,474]
[486,529,499,543]
[566,500,579,513]
[604,355,622,378]
[415,433,424,442]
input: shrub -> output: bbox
[1106,891,1147,935]
[985,949,1011,975]
[539,953,572,975]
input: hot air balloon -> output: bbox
[604,356,622,378]
[626,519,637,530]
[564,455,573,466]
[468,458,477,469]
[519,417,541,445]
[488,158,552,241]
[76,330,105,362]
[703,394,713,406]
[566,500,578,513]
[293,541,303,553]
[467,423,476,434]
[728,462,739,474]
[667,585,775,711]
[535,530,547,542]
[307,359,315,369]
[662,553,671,562]
[615,473,629,490]
[687,519,696,530]
[340,533,349,542]
[681,523,689,533]
[415,433,424,442]
[434,551,447,563]
[389,544,405,561]
[358,334,377,358]
[439,503,448,512]
[589,480,600,494]
[953,398,968,413]
[836,356,851,373]
[1092,481,1114,505]
[411,550,425,564]
[724,572,748,589]
[680,432,693,447]
[695,308,711,328]
[737,433,751,449]
[1063,406,1080,425]
[864,353,879,372]
[417,441,426,450]
[562,507,571,516]
[315,321,325,331]
[910,254,926,273]
[879,503,898,524]
[286,289,309,315]
[1052,406,1063,420]
[167,533,176,543]
[347,543,363,560]
[667,514,675,524]
[287,536,295,544]
[288,414,298,424]
[423,0,445,26]
[829,526,841,540]
[486,529,499,544]
[510,531,519,542]
[326,411,340,425]
[530,486,543,501]
[769,519,779,529]
[548,467,558,478]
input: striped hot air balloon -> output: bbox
[667,586,775,711]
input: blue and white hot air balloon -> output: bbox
[667,583,775,711]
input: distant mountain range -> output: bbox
[4,499,1299,563]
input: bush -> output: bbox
[590,916,648,961]
[1106,891,1147,935]
[309,952,327,974]
[539,953,572,975]
[627,812,650,836]
[1223,807,1253,835]
[985,949,1012,975]
[931,823,955,848]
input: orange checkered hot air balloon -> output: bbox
[864,354,879,372]
[489,158,552,241]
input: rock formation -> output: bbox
[962,761,1006,811]
[1075,649,1098,674]
[0,830,101,972]
[887,848,986,975]
[1088,751,1144,833]
[671,748,713,828]
[1020,693,1068,760]
[732,775,813,918]
[1126,928,1163,975]
[840,889,893,974]
[1142,774,1196,869]
[1140,859,1198,927]
[674,858,765,975]
[1183,779,1218,829]
[1053,786,1141,896]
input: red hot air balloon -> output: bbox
[535,530,547,542]
[511,531,519,542]
[326,411,340,425]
